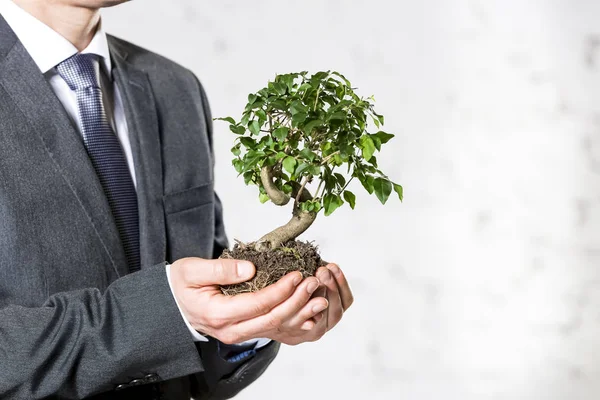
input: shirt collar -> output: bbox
[0,0,112,74]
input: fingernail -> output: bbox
[237,261,254,278]
[328,264,341,276]
[312,302,328,314]
[307,280,319,294]
[293,272,302,286]
[319,269,332,283]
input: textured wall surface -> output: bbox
[104,1,600,399]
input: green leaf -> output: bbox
[328,111,347,121]
[243,171,254,185]
[373,177,392,204]
[248,94,258,104]
[331,71,351,86]
[242,153,263,172]
[231,145,241,156]
[358,173,374,194]
[281,74,295,92]
[246,100,265,111]
[260,135,274,148]
[333,153,343,166]
[290,101,308,115]
[255,109,267,123]
[232,159,243,174]
[273,82,287,95]
[275,151,288,160]
[239,137,256,148]
[360,136,376,161]
[259,193,270,203]
[336,85,345,100]
[370,135,382,151]
[343,191,356,209]
[229,125,246,135]
[292,112,308,125]
[309,165,321,176]
[240,113,251,126]
[283,156,297,174]
[374,131,395,144]
[298,83,312,92]
[393,183,404,201]
[264,155,278,167]
[215,117,236,124]
[323,193,344,216]
[323,169,337,188]
[334,173,346,187]
[311,71,330,82]
[368,155,378,168]
[339,142,353,157]
[270,99,287,110]
[249,120,261,135]
[299,148,317,162]
[295,162,310,176]
[312,201,322,212]
[273,127,289,141]
[299,201,309,212]
[303,119,323,134]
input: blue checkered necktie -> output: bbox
[57,53,141,273]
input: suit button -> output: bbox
[115,384,128,391]
[130,378,144,386]
[144,373,159,383]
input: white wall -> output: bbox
[104,1,600,399]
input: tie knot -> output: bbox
[56,53,100,91]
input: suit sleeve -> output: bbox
[0,262,204,399]
[191,76,280,399]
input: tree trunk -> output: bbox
[260,166,290,205]
[257,208,317,250]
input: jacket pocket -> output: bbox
[163,183,214,215]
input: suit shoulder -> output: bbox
[107,35,198,85]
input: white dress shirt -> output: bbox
[0,0,220,343]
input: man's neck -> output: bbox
[11,0,100,51]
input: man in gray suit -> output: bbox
[0,0,354,399]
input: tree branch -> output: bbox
[260,166,290,206]
[314,178,325,199]
[339,176,355,193]
[293,177,312,204]
[321,151,340,166]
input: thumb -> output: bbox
[183,258,256,286]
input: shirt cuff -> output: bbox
[235,337,272,350]
[165,263,208,342]
[165,264,272,349]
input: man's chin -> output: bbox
[74,0,130,8]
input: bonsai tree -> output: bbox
[216,71,402,294]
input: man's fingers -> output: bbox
[300,320,315,331]
[181,257,256,286]
[231,276,321,337]
[317,267,344,328]
[216,271,303,322]
[286,297,328,329]
[326,264,354,311]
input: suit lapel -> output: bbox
[109,38,167,268]
[0,16,129,277]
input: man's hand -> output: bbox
[169,257,334,346]
[298,264,354,336]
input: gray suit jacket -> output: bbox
[0,15,279,400]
